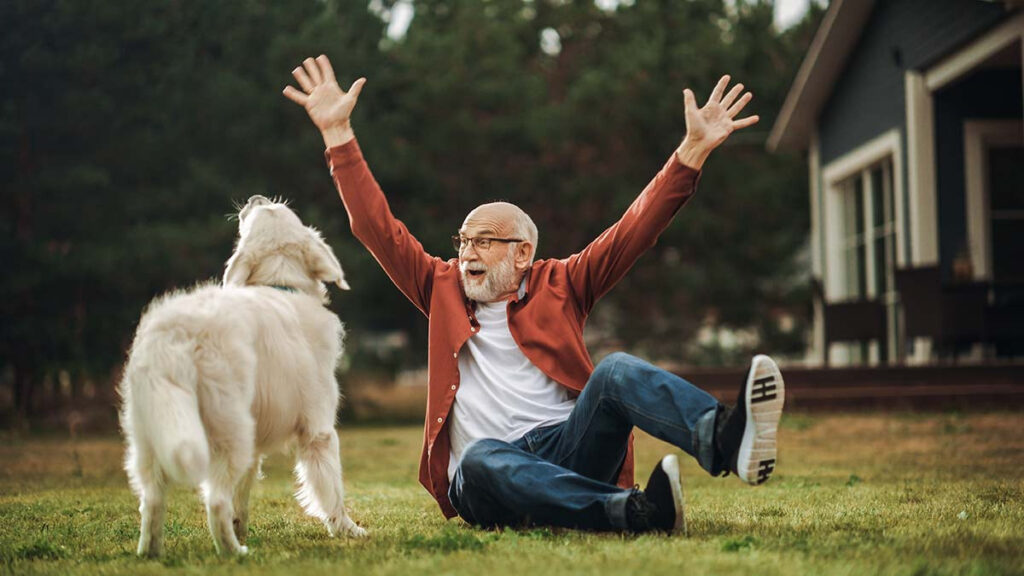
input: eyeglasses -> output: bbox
[452,235,524,253]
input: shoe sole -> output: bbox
[660,454,687,536]
[736,355,785,485]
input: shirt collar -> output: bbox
[516,271,529,301]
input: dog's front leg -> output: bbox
[205,483,247,555]
[137,485,167,557]
[232,461,260,545]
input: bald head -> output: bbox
[461,202,539,258]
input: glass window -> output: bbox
[989,145,1024,283]
[871,166,886,227]
[839,179,867,300]
[835,157,897,363]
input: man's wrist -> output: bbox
[675,137,711,171]
[322,122,356,149]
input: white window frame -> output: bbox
[808,132,826,365]
[822,129,905,301]
[964,119,1024,281]
[821,129,905,365]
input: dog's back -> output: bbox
[121,283,344,482]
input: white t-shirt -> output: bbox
[448,300,577,481]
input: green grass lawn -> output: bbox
[1,412,1022,575]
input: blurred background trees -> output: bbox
[0,0,822,426]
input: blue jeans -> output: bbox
[448,352,722,531]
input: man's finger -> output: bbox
[726,92,753,118]
[317,54,336,83]
[683,88,697,114]
[348,77,366,100]
[732,115,760,130]
[292,66,315,93]
[303,57,323,85]
[708,75,730,105]
[283,85,309,106]
[720,83,744,110]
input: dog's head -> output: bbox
[223,195,349,302]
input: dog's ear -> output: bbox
[223,241,253,287]
[304,227,349,290]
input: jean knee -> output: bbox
[458,439,510,485]
[591,352,635,393]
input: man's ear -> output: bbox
[304,227,349,290]
[223,241,252,286]
[514,241,534,272]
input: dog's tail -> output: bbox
[122,328,210,488]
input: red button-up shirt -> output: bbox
[326,140,700,518]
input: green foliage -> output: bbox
[1,0,826,421]
[1,0,388,418]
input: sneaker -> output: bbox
[715,354,785,485]
[625,454,686,534]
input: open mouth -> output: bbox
[462,265,487,281]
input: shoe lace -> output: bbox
[625,486,654,532]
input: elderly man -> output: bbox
[284,55,784,534]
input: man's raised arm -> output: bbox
[566,75,760,314]
[283,56,437,315]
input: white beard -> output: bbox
[460,251,518,302]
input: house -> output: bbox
[769,0,1023,366]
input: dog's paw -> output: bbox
[327,514,367,538]
[237,545,249,556]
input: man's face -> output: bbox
[458,205,529,302]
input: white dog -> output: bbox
[119,195,366,557]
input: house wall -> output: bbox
[816,0,1007,264]
[934,69,1023,281]
[818,0,1006,165]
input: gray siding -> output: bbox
[818,0,1007,166]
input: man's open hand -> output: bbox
[283,55,365,148]
[675,75,759,170]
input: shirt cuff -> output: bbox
[324,139,365,175]
[662,152,702,193]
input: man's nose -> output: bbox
[459,243,480,258]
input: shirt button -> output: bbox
[437,417,443,423]
[451,384,457,390]
[453,352,458,359]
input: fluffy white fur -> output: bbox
[119,195,365,558]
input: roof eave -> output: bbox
[767,0,878,152]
